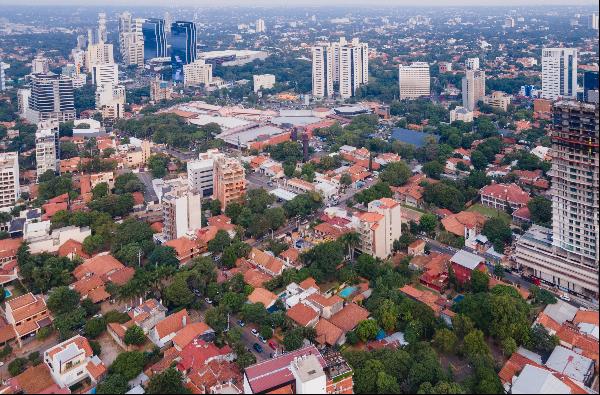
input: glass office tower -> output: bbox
[142,18,167,61]
[171,21,197,81]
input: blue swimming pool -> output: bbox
[339,286,357,298]
[4,289,11,298]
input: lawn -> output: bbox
[467,204,511,224]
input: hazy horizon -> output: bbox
[0,0,597,7]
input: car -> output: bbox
[237,320,245,327]
[268,340,278,350]
[205,298,213,304]
[251,328,259,337]
[93,313,103,318]
[253,343,263,353]
[0,362,3,367]
[559,293,571,302]
[259,335,267,344]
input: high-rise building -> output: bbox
[121,33,145,67]
[0,152,20,208]
[466,57,480,71]
[97,12,107,43]
[150,77,173,102]
[31,55,49,74]
[142,18,167,60]
[504,16,515,28]
[398,62,430,100]
[187,149,223,197]
[35,120,60,180]
[583,70,599,103]
[338,39,368,99]
[311,45,333,99]
[26,74,75,123]
[590,12,599,30]
[183,59,213,87]
[91,63,118,86]
[95,84,125,119]
[255,18,266,33]
[213,156,246,210]
[162,184,202,241]
[541,48,578,100]
[164,12,172,32]
[462,69,486,111]
[356,198,402,259]
[86,42,114,71]
[515,100,599,300]
[0,61,9,91]
[171,21,197,81]
[330,37,346,83]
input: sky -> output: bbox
[0,0,597,6]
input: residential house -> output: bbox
[4,293,52,347]
[450,250,487,284]
[150,309,190,348]
[480,183,530,211]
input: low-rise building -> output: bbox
[5,293,52,347]
[480,183,530,211]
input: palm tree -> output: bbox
[341,231,361,261]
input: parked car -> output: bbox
[259,335,267,344]
[559,293,571,302]
[251,328,259,337]
[205,298,213,304]
[268,340,278,350]
[253,343,263,353]
[237,320,245,327]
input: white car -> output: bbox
[251,328,259,337]
[559,293,571,302]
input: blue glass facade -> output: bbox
[171,21,197,81]
[142,18,167,60]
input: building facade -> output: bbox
[541,48,578,100]
[142,18,167,60]
[183,59,213,87]
[162,186,202,241]
[398,62,431,99]
[171,21,197,81]
[311,45,334,99]
[213,156,246,210]
[462,69,486,111]
[0,152,20,208]
[35,120,60,180]
[25,74,75,123]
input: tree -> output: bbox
[148,155,169,178]
[148,245,179,267]
[208,230,231,254]
[301,241,345,282]
[146,367,190,394]
[462,330,492,364]
[340,172,352,187]
[340,231,361,261]
[96,374,129,394]
[419,213,438,235]
[376,371,401,394]
[283,328,304,351]
[92,182,109,200]
[470,270,489,293]
[8,357,27,377]
[528,196,552,227]
[470,150,488,170]
[109,351,145,380]
[356,319,379,342]
[375,299,399,332]
[163,274,194,308]
[432,328,457,354]
[525,324,559,358]
[114,173,144,194]
[84,317,107,339]
[47,286,80,315]
[422,161,444,179]
[205,307,228,333]
[530,285,557,305]
[354,359,384,394]
[209,199,222,216]
[124,325,146,346]
[482,217,512,253]
[380,161,411,186]
[501,337,517,356]
[418,381,465,394]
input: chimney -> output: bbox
[302,133,309,163]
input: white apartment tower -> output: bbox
[0,152,20,208]
[119,12,145,67]
[86,42,115,71]
[311,45,333,99]
[398,62,431,100]
[32,55,49,74]
[187,149,223,197]
[162,185,202,241]
[35,120,60,180]
[462,69,486,111]
[541,48,578,100]
[255,18,266,33]
[98,13,107,43]
[466,57,480,71]
[91,63,118,86]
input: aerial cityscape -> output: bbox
[0,1,598,394]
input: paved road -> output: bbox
[137,171,159,202]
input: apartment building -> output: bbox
[5,293,52,347]
[450,106,474,123]
[187,149,222,197]
[483,91,512,111]
[541,48,578,100]
[44,335,106,389]
[462,69,486,111]
[162,183,202,241]
[356,197,402,259]
[398,62,430,99]
[150,77,173,102]
[35,120,60,181]
[183,59,213,87]
[0,152,20,208]
[311,45,334,99]
[515,100,599,299]
[213,155,246,210]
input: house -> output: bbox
[304,293,344,320]
[480,183,530,211]
[172,322,215,351]
[57,239,90,261]
[129,298,168,334]
[0,237,22,286]
[242,345,354,394]
[248,248,285,277]
[410,253,452,292]
[545,346,595,386]
[247,288,278,310]
[107,320,135,351]
[177,339,236,376]
[164,236,206,266]
[71,253,135,303]
[407,239,426,255]
[4,363,65,393]
[328,303,370,333]
[4,293,52,347]
[399,285,445,316]
[150,309,190,348]
[286,303,320,328]
[450,250,487,284]
[441,211,486,239]
[44,335,107,389]
[315,319,345,347]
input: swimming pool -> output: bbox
[339,286,357,298]
[4,289,12,298]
